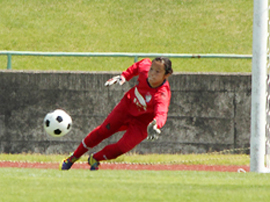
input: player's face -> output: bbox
[148,60,170,88]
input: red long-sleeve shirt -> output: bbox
[121,58,171,129]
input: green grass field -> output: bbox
[0,153,250,166]
[0,0,253,72]
[1,168,270,202]
[0,153,261,202]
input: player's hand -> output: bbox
[147,119,161,140]
[104,75,126,86]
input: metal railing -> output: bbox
[0,50,252,70]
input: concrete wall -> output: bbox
[0,70,251,154]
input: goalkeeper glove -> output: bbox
[104,75,126,86]
[147,119,161,140]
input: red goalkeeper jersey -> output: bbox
[121,58,171,129]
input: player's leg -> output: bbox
[78,100,129,154]
[60,100,128,170]
[89,119,148,170]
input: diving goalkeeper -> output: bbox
[60,57,173,170]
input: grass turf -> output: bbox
[1,168,270,202]
[0,153,250,166]
[0,0,253,72]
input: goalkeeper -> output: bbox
[60,57,173,170]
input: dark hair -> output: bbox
[152,57,173,75]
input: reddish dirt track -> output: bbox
[0,161,250,172]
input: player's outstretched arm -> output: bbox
[104,75,126,86]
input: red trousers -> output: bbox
[83,98,151,160]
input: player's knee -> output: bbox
[99,122,111,133]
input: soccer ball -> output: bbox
[43,109,72,137]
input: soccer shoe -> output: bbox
[59,154,78,170]
[88,154,100,171]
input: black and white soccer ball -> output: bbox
[43,109,72,137]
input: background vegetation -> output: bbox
[0,0,253,72]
